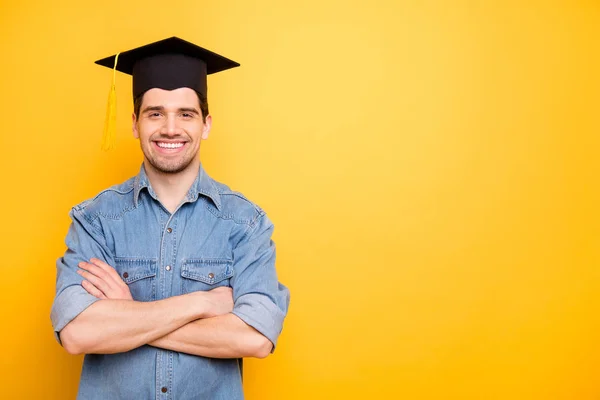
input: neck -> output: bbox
[144,159,200,213]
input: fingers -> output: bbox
[77,268,111,294]
[78,260,117,286]
[89,258,124,285]
[78,259,121,294]
[81,280,107,299]
[78,258,134,301]
[89,258,115,273]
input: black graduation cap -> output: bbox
[95,36,240,99]
[94,36,239,150]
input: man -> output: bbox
[50,37,290,399]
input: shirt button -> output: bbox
[166,228,172,233]
[122,272,129,279]
[208,272,215,279]
[161,387,168,393]
[166,265,171,271]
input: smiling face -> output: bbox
[132,87,211,175]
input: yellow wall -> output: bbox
[1,1,599,398]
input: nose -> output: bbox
[161,114,179,136]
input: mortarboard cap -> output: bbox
[95,36,240,99]
[94,36,240,150]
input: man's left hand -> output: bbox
[77,258,133,301]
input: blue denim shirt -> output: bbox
[50,164,290,399]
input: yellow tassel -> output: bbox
[101,52,120,151]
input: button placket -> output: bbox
[158,210,178,397]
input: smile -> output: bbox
[156,142,185,149]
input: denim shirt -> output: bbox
[50,164,290,400]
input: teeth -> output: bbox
[157,142,184,149]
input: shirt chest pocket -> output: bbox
[181,259,234,294]
[114,257,158,302]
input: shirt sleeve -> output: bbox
[230,212,290,351]
[50,207,115,344]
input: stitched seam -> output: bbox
[181,259,233,283]
[114,258,157,283]
[204,202,255,226]
[249,209,266,229]
[76,209,104,237]
[74,185,135,212]
[114,257,158,264]
[237,218,258,244]
[95,205,137,220]
[219,192,262,212]
[197,189,220,209]
[182,259,233,265]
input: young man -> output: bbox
[50,37,290,399]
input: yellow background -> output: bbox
[1,0,599,399]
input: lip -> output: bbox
[152,141,188,154]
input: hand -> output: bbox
[200,287,234,318]
[78,258,133,301]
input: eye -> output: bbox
[181,113,193,118]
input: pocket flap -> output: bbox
[114,258,157,284]
[181,259,233,284]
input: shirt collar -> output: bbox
[133,163,222,210]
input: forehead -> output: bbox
[141,87,200,108]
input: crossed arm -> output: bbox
[53,208,288,360]
[59,259,273,359]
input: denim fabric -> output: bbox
[50,164,290,399]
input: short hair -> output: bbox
[133,90,209,122]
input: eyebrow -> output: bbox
[142,106,200,115]
[178,107,200,114]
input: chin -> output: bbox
[150,159,196,174]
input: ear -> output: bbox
[132,113,139,139]
[201,115,212,140]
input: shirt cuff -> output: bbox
[50,285,101,345]
[232,293,285,351]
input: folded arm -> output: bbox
[58,256,235,355]
[77,257,279,358]
[52,207,289,359]
[148,213,289,358]
[149,313,273,358]
[59,291,208,355]
[49,208,204,355]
